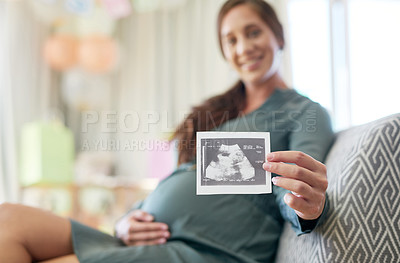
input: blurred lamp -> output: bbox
[43,35,78,71]
[79,35,118,73]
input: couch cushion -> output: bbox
[275,113,400,263]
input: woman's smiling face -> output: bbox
[220,4,282,87]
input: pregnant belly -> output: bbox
[140,169,274,240]
[139,167,282,262]
[140,169,213,226]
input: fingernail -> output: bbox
[163,232,170,237]
[161,224,168,230]
[267,153,274,161]
[158,238,166,244]
[271,177,277,185]
[263,162,271,171]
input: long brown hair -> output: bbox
[172,0,284,165]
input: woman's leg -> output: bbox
[39,254,79,263]
[0,203,76,263]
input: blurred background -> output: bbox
[0,0,399,233]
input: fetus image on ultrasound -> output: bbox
[197,133,269,193]
[205,144,255,181]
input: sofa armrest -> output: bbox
[275,113,400,263]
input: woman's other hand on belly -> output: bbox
[115,210,170,246]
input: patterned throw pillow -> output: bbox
[275,114,400,263]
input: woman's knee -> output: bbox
[0,202,30,223]
[0,202,20,222]
[0,203,24,238]
[0,202,74,261]
[0,203,49,234]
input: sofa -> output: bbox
[275,113,400,262]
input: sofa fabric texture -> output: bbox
[275,113,400,263]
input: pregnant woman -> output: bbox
[0,0,334,262]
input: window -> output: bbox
[348,0,400,125]
[287,0,332,114]
[287,0,400,130]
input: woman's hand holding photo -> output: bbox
[263,151,328,220]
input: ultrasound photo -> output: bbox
[196,132,271,195]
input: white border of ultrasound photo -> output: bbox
[196,132,271,195]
